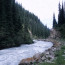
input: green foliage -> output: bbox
[58,24,65,38]
[53,2,65,38]
[37,62,56,65]
[58,3,65,27]
[57,3,65,38]
[56,46,65,65]
[0,0,50,49]
[53,13,57,29]
[37,45,65,65]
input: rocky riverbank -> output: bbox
[19,39,62,65]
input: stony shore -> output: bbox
[19,39,62,65]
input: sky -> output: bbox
[15,0,63,28]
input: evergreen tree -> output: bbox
[58,2,65,27]
[53,13,57,29]
[0,0,50,49]
[57,2,65,38]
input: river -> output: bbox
[0,40,53,65]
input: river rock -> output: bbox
[33,53,41,62]
[45,51,49,55]
[19,57,35,65]
[51,47,56,52]
[19,53,41,65]
[41,56,46,61]
[49,50,54,55]
[45,54,54,62]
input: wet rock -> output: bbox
[19,53,41,65]
[33,53,41,62]
[41,56,46,61]
[19,57,35,65]
[51,47,56,52]
[19,39,61,65]
[49,50,54,55]
[45,51,49,55]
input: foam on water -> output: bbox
[0,40,53,65]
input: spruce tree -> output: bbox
[53,13,57,29]
[58,2,65,27]
[0,0,50,49]
[57,2,65,38]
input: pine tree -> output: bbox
[53,13,57,29]
[57,2,65,38]
[0,0,50,49]
[58,2,65,27]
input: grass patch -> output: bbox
[61,46,65,49]
[37,62,56,65]
[37,45,65,65]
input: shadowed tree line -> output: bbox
[53,2,65,38]
[0,0,50,49]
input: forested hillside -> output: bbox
[0,0,50,49]
[53,2,65,38]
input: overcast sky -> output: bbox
[15,0,63,28]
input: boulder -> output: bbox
[41,56,46,61]
[45,55,54,61]
[49,50,54,56]
[51,47,56,52]
[33,53,41,62]
[19,57,35,65]
[19,53,41,65]
[45,51,49,55]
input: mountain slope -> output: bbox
[0,0,50,49]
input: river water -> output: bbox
[0,40,53,65]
